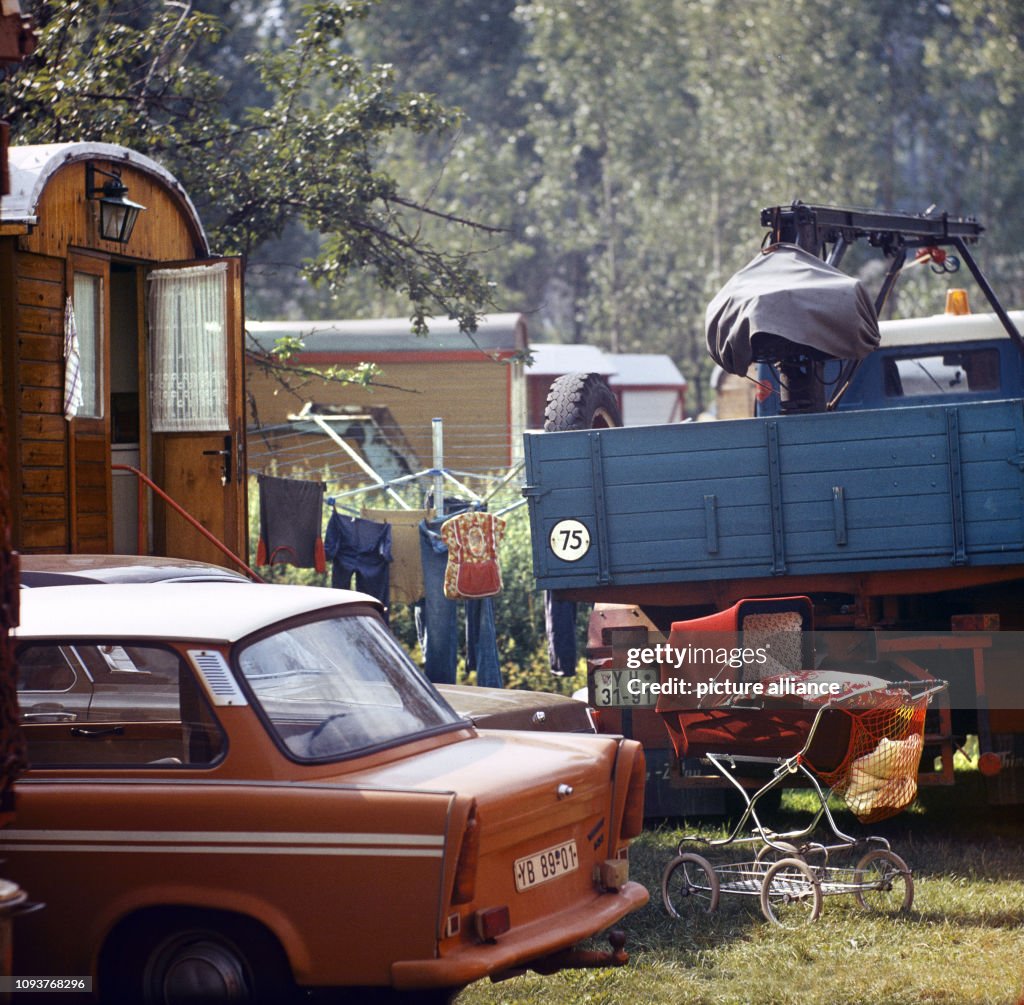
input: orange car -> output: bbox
[5,582,647,1003]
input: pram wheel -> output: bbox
[754,841,803,866]
[661,852,720,918]
[852,849,914,913]
[760,858,822,927]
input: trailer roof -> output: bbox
[3,142,208,252]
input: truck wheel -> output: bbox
[543,373,622,431]
[102,909,295,1004]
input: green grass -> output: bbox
[455,781,1024,1005]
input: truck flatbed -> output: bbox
[525,398,1024,599]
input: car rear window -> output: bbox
[235,613,463,761]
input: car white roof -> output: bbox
[14,583,381,644]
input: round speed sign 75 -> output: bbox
[549,519,591,562]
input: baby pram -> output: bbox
[655,596,944,926]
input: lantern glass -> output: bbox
[99,197,142,243]
[86,164,146,245]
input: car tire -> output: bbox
[101,909,295,1005]
[543,373,622,431]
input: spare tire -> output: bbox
[543,373,622,431]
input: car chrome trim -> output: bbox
[0,828,444,857]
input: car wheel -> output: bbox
[543,373,622,431]
[102,909,295,1004]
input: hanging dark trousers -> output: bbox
[324,511,392,620]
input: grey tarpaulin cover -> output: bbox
[706,244,880,375]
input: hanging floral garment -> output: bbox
[440,511,506,600]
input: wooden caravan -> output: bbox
[246,314,528,479]
[0,142,247,566]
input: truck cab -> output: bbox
[756,307,1024,416]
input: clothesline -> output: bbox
[249,415,528,517]
[257,476,513,690]
[323,461,526,517]
[254,412,569,685]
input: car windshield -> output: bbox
[235,612,463,761]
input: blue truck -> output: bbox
[524,204,1024,813]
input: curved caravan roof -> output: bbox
[2,141,209,254]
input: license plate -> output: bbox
[514,840,579,892]
[591,668,658,708]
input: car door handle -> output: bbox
[70,726,125,738]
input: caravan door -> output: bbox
[146,258,247,567]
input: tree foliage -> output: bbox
[7,0,1024,404]
[353,0,1024,408]
[4,0,498,334]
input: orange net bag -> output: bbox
[809,692,929,825]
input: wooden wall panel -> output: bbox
[13,251,68,552]
[20,523,66,550]
[20,414,64,439]
[21,469,64,494]
[17,334,61,362]
[17,307,61,335]
[247,358,515,477]
[21,441,63,467]
[16,255,62,283]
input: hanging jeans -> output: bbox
[416,515,502,688]
[545,591,578,677]
[324,512,392,620]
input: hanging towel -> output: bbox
[63,297,83,420]
[440,511,506,600]
[362,508,433,605]
[256,475,326,571]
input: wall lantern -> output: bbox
[85,163,146,244]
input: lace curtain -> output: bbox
[148,262,229,432]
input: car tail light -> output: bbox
[474,905,510,941]
[451,804,480,905]
[620,750,645,841]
